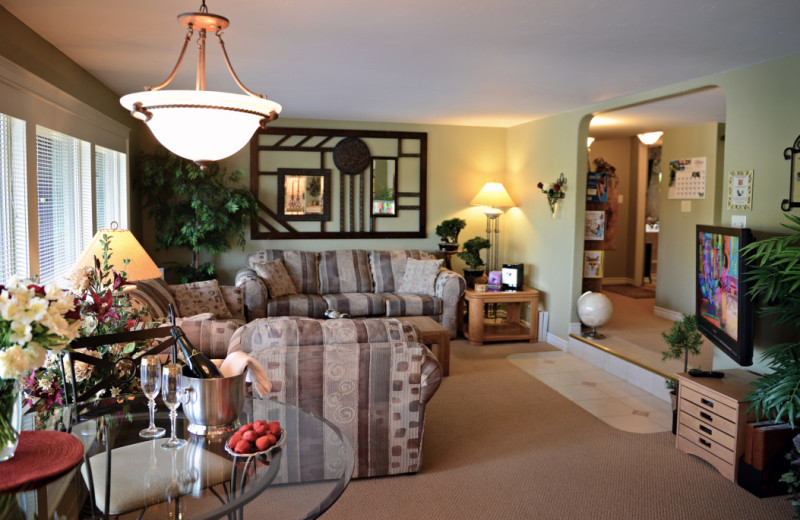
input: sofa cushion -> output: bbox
[369,250,436,293]
[248,250,320,295]
[266,294,328,318]
[169,279,233,319]
[253,260,298,298]
[127,277,175,320]
[397,258,442,296]
[219,286,245,320]
[382,293,443,317]
[322,292,386,317]
[318,250,374,294]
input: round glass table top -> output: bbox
[9,394,354,520]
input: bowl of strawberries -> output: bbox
[225,420,285,457]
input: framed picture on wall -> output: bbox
[727,169,753,210]
[584,210,606,240]
[583,251,604,278]
[277,169,331,221]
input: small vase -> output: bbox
[0,379,23,462]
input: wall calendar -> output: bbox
[668,156,706,199]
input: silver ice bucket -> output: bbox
[182,373,245,437]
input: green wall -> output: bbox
[506,54,800,371]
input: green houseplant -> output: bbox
[139,148,258,283]
[661,313,704,374]
[435,218,467,251]
[458,236,490,273]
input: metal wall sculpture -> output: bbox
[250,128,427,239]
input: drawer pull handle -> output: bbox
[700,412,712,421]
[700,425,712,435]
[700,438,712,448]
[700,398,714,408]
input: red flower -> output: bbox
[553,184,561,192]
[537,182,543,189]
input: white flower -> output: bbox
[8,320,32,345]
[541,183,552,191]
[23,343,47,370]
[0,345,30,379]
[110,387,121,397]
[81,315,98,335]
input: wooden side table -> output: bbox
[398,316,450,376]
[459,286,539,345]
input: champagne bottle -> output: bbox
[170,326,223,379]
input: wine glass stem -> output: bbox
[148,398,156,429]
[169,408,178,443]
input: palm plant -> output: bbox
[741,213,800,427]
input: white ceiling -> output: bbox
[2,0,798,133]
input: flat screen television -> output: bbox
[695,225,755,366]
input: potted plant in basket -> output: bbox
[661,313,704,433]
[458,236,491,287]
[435,218,467,252]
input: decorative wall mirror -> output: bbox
[371,158,397,216]
[250,127,427,239]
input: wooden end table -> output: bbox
[398,316,450,376]
[460,286,539,346]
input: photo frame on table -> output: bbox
[583,250,604,278]
[727,169,753,211]
[277,169,331,221]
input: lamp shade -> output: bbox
[120,90,281,164]
[470,182,516,211]
[70,228,161,282]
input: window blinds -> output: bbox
[0,113,28,282]
[95,145,128,231]
[36,126,92,284]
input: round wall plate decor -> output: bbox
[333,137,371,174]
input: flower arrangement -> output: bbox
[537,173,567,216]
[0,277,82,458]
[22,233,149,409]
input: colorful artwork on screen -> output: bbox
[698,230,739,341]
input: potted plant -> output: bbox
[435,218,467,251]
[139,148,258,283]
[458,236,491,287]
[661,313,703,433]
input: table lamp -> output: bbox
[70,223,161,281]
[470,182,515,273]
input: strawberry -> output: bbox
[242,430,257,443]
[228,432,243,448]
[255,435,273,451]
[235,439,252,454]
[254,423,268,436]
[268,421,281,436]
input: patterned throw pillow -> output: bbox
[126,277,175,320]
[396,258,442,296]
[253,260,298,298]
[168,279,233,319]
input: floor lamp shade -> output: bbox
[70,228,161,282]
[470,182,516,273]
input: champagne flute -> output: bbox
[139,356,166,439]
[161,364,186,449]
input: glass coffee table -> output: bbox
[9,394,354,519]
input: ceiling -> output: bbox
[2,0,799,133]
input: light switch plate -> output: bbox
[731,215,746,228]
[681,201,691,212]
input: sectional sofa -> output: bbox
[234,249,466,338]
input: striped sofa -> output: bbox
[125,278,246,360]
[235,249,466,338]
[228,316,443,478]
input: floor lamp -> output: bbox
[470,182,516,273]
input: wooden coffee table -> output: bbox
[398,316,450,376]
[460,286,539,346]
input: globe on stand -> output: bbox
[576,291,613,339]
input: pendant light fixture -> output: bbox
[120,1,281,169]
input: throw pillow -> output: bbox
[253,260,298,298]
[168,280,233,319]
[397,258,442,296]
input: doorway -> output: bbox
[583,87,726,369]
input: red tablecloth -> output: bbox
[0,430,84,492]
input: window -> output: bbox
[35,126,93,285]
[0,113,28,283]
[95,146,128,231]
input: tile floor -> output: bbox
[508,350,674,434]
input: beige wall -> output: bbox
[140,118,508,285]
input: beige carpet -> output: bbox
[321,339,793,519]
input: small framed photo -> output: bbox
[277,168,331,221]
[583,251,604,278]
[727,169,753,210]
[584,210,606,241]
